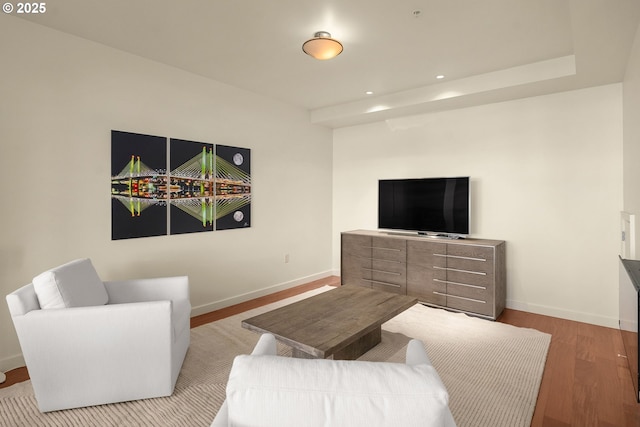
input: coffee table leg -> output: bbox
[333,327,382,360]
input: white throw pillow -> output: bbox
[226,354,451,427]
[32,258,108,309]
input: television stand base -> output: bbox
[417,232,466,240]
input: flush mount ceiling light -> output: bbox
[302,31,343,60]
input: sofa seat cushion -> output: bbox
[226,354,451,427]
[32,258,108,309]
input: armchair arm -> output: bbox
[104,276,189,304]
[6,283,39,316]
[251,333,277,356]
[406,339,432,366]
[210,334,276,426]
[210,401,228,427]
[15,300,173,362]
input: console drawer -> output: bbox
[444,256,492,275]
[442,268,494,289]
[371,282,405,294]
[444,280,492,302]
[446,244,494,261]
[341,251,372,288]
[342,234,372,258]
[407,264,446,304]
[367,259,406,294]
[445,293,493,317]
[407,241,446,268]
[372,237,406,263]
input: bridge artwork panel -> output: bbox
[111,130,251,240]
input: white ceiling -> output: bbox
[14,0,640,128]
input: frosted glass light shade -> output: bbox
[302,32,343,60]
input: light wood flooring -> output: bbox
[2,275,640,426]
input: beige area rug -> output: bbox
[0,286,551,427]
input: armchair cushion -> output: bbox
[225,352,451,427]
[32,258,108,309]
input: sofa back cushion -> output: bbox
[32,258,108,309]
[226,354,451,427]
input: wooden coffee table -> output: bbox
[241,285,418,360]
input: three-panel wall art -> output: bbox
[111,130,251,240]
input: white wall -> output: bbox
[332,85,623,327]
[623,23,640,257]
[0,16,333,371]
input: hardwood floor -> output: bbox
[498,309,640,427]
[3,275,640,427]
[0,366,28,389]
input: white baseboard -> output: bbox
[190,270,335,317]
[506,299,618,329]
[0,353,25,375]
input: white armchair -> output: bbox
[212,334,456,427]
[6,258,191,412]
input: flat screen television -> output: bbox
[378,177,470,236]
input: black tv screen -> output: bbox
[378,177,470,235]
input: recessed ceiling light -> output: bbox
[365,91,374,95]
[436,75,445,79]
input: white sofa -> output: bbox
[6,258,191,412]
[212,334,456,427]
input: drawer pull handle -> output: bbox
[433,279,486,290]
[348,256,404,264]
[363,279,401,288]
[348,255,402,263]
[362,246,402,252]
[433,254,486,262]
[433,292,486,304]
[362,268,401,276]
[372,259,403,264]
[433,266,486,276]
